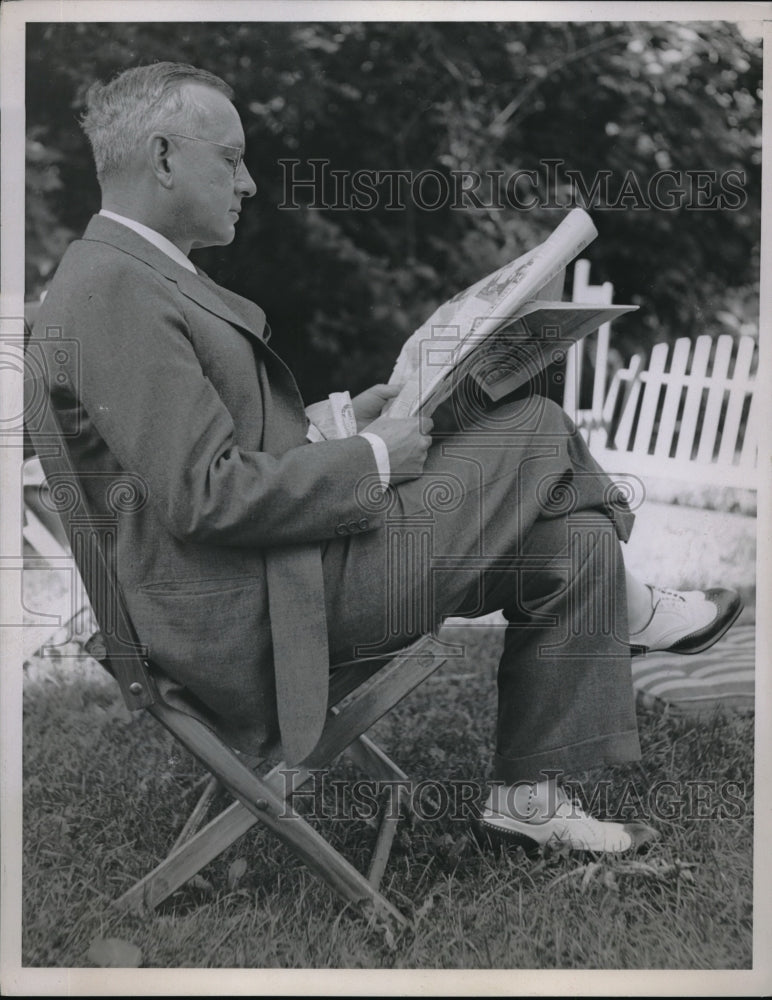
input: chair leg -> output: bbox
[346,735,414,889]
[118,706,407,923]
[345,731,408,782]
[116,736,412,912]
[117,639,449,917]
[117,799,255,913]
[367,786,406,889]
[171,776,221,851]
[117,754,322,913]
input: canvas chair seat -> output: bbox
[85,628,396,737]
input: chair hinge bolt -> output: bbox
[256,799,269,811]
[129,682,143,695]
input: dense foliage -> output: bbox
[26,20,761,401]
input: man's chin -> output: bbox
[191,228,237,250]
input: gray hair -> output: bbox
[80,62,234,183]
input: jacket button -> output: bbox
[335,523,349,535]
[358,517,369,530]
[348,520,360,533]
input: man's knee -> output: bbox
[527,508,621,560]
[429,395,575,498]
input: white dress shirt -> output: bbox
[100,209,197,272]
[98,210,390,485]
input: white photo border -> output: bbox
[2,2,770,995]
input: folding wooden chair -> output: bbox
[24,368,452,925]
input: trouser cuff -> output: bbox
[492,728,642,784]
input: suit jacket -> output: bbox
[30,214,382,758]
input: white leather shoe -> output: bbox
[476,783,658,856]
[629,586,743,655]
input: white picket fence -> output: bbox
[566,262,759,491]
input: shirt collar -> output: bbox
[99,209,197,273]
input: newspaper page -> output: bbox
[462,301,638,403]
[386,208,599,418]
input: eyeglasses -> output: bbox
[166,132,245,178]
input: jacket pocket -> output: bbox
[127,579,274,730]
[139,575,258,596]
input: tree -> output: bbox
[25,20,761,401]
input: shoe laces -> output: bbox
[650,586,686,610]
[489,782,587,823]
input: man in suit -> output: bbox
[31,62,741,855]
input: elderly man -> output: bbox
[30,62,741,856]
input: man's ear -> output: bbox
[147,134,175,188]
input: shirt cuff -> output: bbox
[358,432,390,487]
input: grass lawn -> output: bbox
[19,495,758,972]
[22,621,754,971]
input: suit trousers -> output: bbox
[320,394,641,782]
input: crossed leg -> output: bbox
[322,394,740,854]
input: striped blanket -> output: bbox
[631,624,755,716]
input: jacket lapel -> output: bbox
[81,215,267,346]
[176,270,267,345]
[82,215,309,432]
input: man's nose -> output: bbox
[236,161,257,198]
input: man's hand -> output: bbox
[363,413,434,483]
[351,383,401,431]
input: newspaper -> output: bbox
[459,300,636,402]
[305,391,358,440]
[385,208,637,418]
